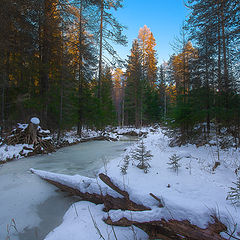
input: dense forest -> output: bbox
[0,0,240,142]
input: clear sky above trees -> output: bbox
[113,0,188,64]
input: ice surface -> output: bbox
[0,140,133,240]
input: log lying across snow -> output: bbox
[30,169,150,212]
[31,169,227,240]
[104,216,227,240]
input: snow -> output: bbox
[17,123,28,130]
[0,140,133,240]
[31,169,123,199]
[114,126,148,135]
[45,202,148,240]
[60,129,101,144]
[37,127,240,239]
[30,117,40,125]
[38,127,50,134]
[1,125,240,239]
[0,144,33,161]
[0,125,141,163]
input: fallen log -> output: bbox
[104,215,227,240]
[90,135,118,142]
[120,130,146,137]
[99,173,129,199]
[31,170,150,212]
[32,169,227,240]
[99,173,150,211]
[149,193,164,208]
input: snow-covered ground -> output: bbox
[33,127,240,239]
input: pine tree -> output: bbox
[99,67,116,128]
[125,40,143,127]
[170,40,198,134]
[227,177,240,205]
[97,0,127,100]
[186,0,240,128]
[112,68,124,125]
[132,140,152,173]
[121,155,130,175]
[138,25,158,87]
[167,154,182,174]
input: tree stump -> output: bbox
[27,117,40,145]
[2,117,55,155]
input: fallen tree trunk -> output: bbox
[31,170,150,212]
[104,216,227,240]
[32,170,227,240]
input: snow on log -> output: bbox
[98,173,151,211]
[31,169,150,211]
[31,169,227,240]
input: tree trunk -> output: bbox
[98,0,104,100]
[58,29,64,141]
[104,216,227,240]
[220,0,229,96]
[77,0,83,136]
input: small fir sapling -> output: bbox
[121,155,130,175]
[226,177,240,205]
[132,140,152,173]
[167,154,182,174]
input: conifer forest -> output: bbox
[1,1,240,240]
[0,0,239,139]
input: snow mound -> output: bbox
[45,202,148,240]
[31,117,40,125]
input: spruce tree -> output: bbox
[132,140,152,173]
[125,40,143,127]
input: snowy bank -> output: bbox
[31,127,240,239]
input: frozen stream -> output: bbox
[0,139,135,240]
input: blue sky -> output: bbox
[114,0,189,64]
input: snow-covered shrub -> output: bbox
[121,155,130,175]
[227,177,240,205]
[167,154,182,174]
[132,140,152,173]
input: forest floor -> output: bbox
[31,127,240,240]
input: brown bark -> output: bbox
[104,216,227,240]
[33,172,150,212]
[33,172,227,240]
[3,119,55,154]
[99,173,150,211]
[98,0,104,100]
[77,0,83,136]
